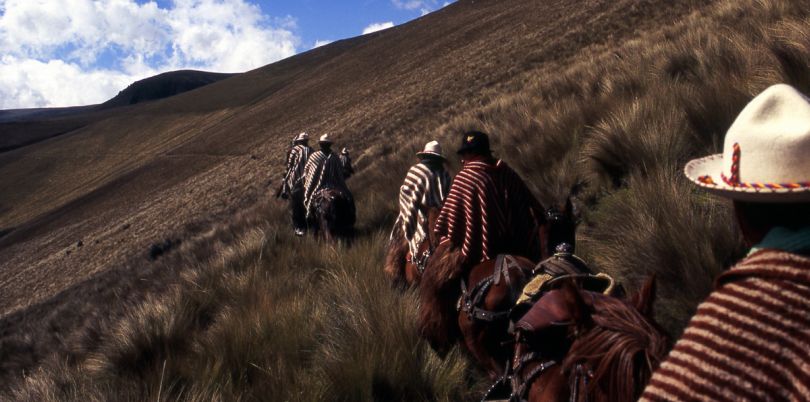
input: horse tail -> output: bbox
[384,231,409,285]
[418,243,465,356]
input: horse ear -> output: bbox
[564,197,574,218]
[632,275,657,318]
[559,279,590,324]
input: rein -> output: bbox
[510,341,594,402]
[459,255,527,322]
[510,351,558,402]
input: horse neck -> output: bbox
[562,296,666,402]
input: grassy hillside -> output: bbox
[3,0,810,400]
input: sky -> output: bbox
[0,0,453,109]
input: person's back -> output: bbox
[282,132,312,236]
[641,84,810,402]
[435,131,544,266]
[339,148,354,179]
[395,141,452,257]
[303,134,350,217]
[285,134,312,192]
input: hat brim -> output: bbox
[416,151,446,159]
[685,154,810,202]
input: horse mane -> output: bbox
[562,292,667,401]
[417,243,465,355]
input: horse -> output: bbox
[509,278,667,402]
[384,207,441,288]
[309,187,356,242]
[418,198,578,378]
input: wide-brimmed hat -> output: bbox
[319,134,332,144]
[685,84,810,202]
[416,140,446,159]
[457,130,491,155]
[295,132,309,142]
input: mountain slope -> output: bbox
[0,0,705,317]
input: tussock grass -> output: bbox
[4,0,810,400]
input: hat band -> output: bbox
[718,143,810,190]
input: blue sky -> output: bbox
[0,0,453,109]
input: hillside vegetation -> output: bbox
[3,0,810,400]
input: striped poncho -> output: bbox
[284,144,312,192]
[394,161,452,257]
[434,158,544,264]
[640,249,810,402]
[303,150,348,215]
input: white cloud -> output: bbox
[362,21,394,35]
[313,39,333,49]
[0,56,142,109]
[392,0,453,14]
[0,0,299,108]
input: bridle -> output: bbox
[509,330,595,402]
[459,255,529,322]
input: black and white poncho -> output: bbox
[284,144,312,193]
[303,150,348,215]
[394,162,452,258]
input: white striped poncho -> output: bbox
[303,150,348,215]
[394,162,452,257]
[434,158,544,264]
[284,144,312,192]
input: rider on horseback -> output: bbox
[281,132,313,236]
[387,141,452,283]
[339,147,355,179]
[434,130,546,267]
[302,134,353,224]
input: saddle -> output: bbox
[515,248,614,306]
[511,245,615,334]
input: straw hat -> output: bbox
[416,140,446,159]
[295,132,309,142]
[319,134,332,144]
[684,84,810,202]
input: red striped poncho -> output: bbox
[434,158,544,264]
[640,249,810,402]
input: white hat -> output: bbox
[416,140,446,159]
[319,134,332,144]
[295,132,309,142]
[684,84,810,202]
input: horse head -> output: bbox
[540,197,578,259]
[513,278,667,402]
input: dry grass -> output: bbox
[3,0,810,400]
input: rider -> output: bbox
[281,132,312,236]
[302,134,352,220]
[640,84,810,401]
[434,130,546,267]
[339,147,355,179]
[391,140,452,266]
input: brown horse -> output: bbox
[418,199,578,378]
[509,278,667,402]
[384,207,441,287]
[309,188,356,242]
